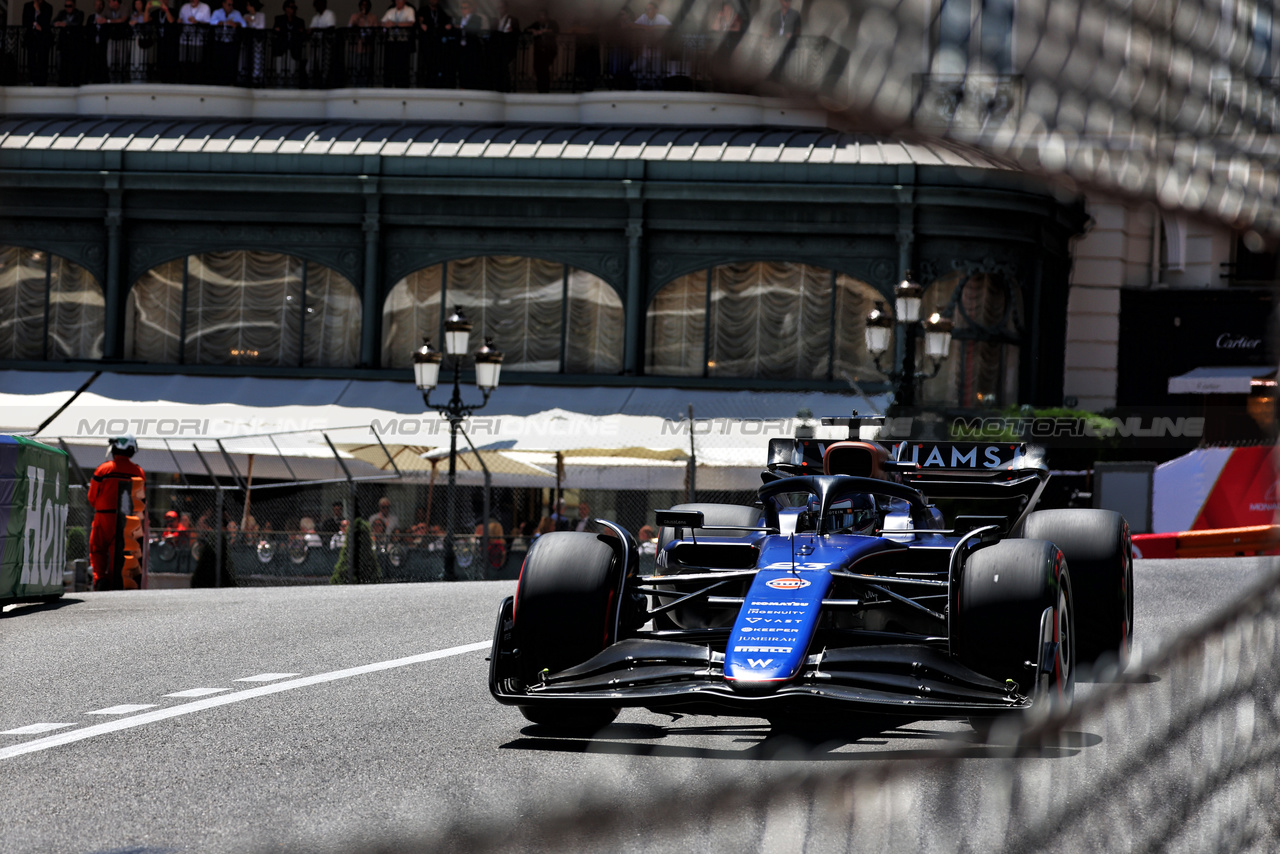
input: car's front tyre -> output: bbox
[513,532,621,730]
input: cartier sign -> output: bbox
[1215,333,1263,350]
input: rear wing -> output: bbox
[888,441,1049,530]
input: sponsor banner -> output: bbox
[724,569,832,684]
[0,436,69,601]
[889,441,1024,470]
[1193,446,1278,530]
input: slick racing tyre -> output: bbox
[655,503,763,629]
[956,539,1074,712]
[1023,509,1132,667]
[514,531,621,730]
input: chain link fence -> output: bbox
[295,556,1280,854]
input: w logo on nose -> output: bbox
[747,658,773,668]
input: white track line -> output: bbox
[0,640,489,761]
[235,673,301,682]
[1,723,76,735]
[164,688,230,698]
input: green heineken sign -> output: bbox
[0,436,70,602]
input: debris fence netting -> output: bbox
[322,558,1280,854]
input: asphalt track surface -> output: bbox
[0,556,1274,854]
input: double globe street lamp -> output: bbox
[865,273,954,409]
[413,308,504,581]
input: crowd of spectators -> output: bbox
[14,0,805,89]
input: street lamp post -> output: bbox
[413,308,503,581]
[865,272,954,410]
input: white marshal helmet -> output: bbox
[108,434,138,458]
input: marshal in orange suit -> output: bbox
[88,435,148,590]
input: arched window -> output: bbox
[646,262,886,382]
[126,251,361,367]
[921,271,1022,406]
[382,256,624,373]
[0,246,104,360]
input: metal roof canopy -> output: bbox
[0,117,1014,168]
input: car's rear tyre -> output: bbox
[1023,509,1132,667]
[955,539,1074,712]
[514,531,621,730]
[654,503,763,630]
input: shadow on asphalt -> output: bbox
[500,717,1101,761]
[0,596,84,618]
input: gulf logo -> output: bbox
[765,577,811,590]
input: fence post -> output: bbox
[213,484,224,588]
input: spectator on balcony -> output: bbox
[348,0,375,27]
[417,0,452,88]
[309,0,334,28]
[99,0,130,80]
[710,1,740,32]
[177,0,210,80]
[177,0,209,24]
[243,0,263,27]
[490,1,519,91]
[125,0,153,80]
[345,0,376,84]
[273,0,308,78]
[22,0,54,85]
[631,1,669,86]
[455,0,484,88]
[208,0,242,83]
[238,0,265,82]
[770,0,800,38]
[526,7,558,93]
[633,1,669,27]
[381,0,415,87]
[53,0,86,84]
[565,0,599,91]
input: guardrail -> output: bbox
[0,25,828,92]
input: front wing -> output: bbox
[488,597,1031,719]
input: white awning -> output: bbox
[1167,366,1278,395]
[0,370,881,485]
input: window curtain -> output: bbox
[47,255,106,359]
[0,246,104,360]
[127,251,360,367]
[448,256,563,372]
[565,269,624,374]
[382,263,444,369]
[646,270,706,377]
[126,258,185,363]
[646,262,881,381]
[707,262,832,380]
[921,272,1021,406]
[382,257,624,373]
[831,273,891,385]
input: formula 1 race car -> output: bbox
[489,426,1133,731]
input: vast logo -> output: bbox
[765,577,811,590]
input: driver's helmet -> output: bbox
[824,493,878,534]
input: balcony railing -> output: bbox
[0,24,833,93]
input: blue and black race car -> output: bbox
[489,428,1133,731]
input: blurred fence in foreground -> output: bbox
[331,558,1280,854]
